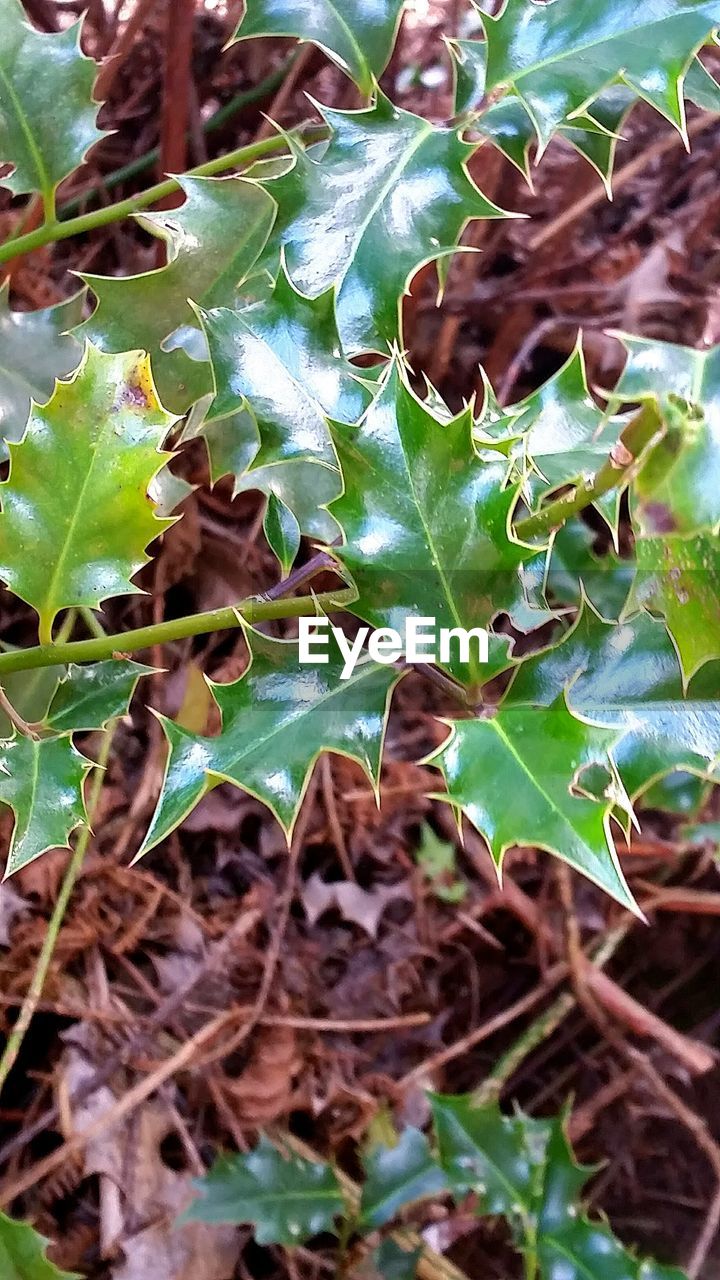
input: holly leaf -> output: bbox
[0,0,103,208]
[261,91,509,351]
[263,493,301,579]
[79,177,276,412]
[329,363,533,686]
[232,0,405,96]
[0,284,84,451]
[199,265,370,470]
[431,1098,686,1280]
[0,344,175,644]
[506,603,720,799]
[137,625,402,855]
[485,344,622,530]
[427,696,636,909]
[199,404,342,541]
[685,54,720,111]
[181,1136,344,1245]
[0,733,91,878]
[359,1129,447,1229]
[543,520,634,621]
[0,1210,78,1280]
[612,333,720,411]
[456,45,633,190]
[432,1094,561,1217]
[43,659,153,733]
[627,530,720,684]
[611,335,720,535]
[481,0,720,153]
[451,6,720,187]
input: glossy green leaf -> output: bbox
[506,603,720,799]
[482,344,622,530]
[263,492,301,578]
[200,265,369,469]
[628,530,720,684]
[232,0,405,95]
[0,344,174,644]
[78,177,276,412]
[0,284,83,450]
[427,696,636,909]
[452,3,720,185]
[137,625,402,855]
[450,33,487,117]
[0,732,91,878]
[476,77,632,190]
[543,520,633,621]
[684,54,720,110]
[612,335,720,534]
[482,0,720,151]
[181,1136,344,1245]
[0,0,102,209]
[198,404,341,542]
[432,1094,559,1216]
[261,92,509,351]
[642,769,708,817]
[0,1211,77,1280]
[329,363,533,686]
[43,659,153,733]
[432,1098,685,1280]
[360,1128,447,1229]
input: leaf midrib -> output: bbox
[402,435,467,638]
[0,54,52,201]
[228,1185,341,1207]
[490,717,599,851]
[338,117,433,289]
[39,401,117,641]
[442,1112,532,1217]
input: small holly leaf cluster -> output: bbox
[182,1102,686,1279]
[451,0,720,188]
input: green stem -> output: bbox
[0,588,354,677]
[0,123,327,266]
[80,606,109,640]
[42,187,56,228]
[59,55,297,219]
[0,724,116,1096]
[513,400,664,542]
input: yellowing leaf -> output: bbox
[0,344,175,644]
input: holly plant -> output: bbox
[181,1101,686,1280]
[0,0,719,1276]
